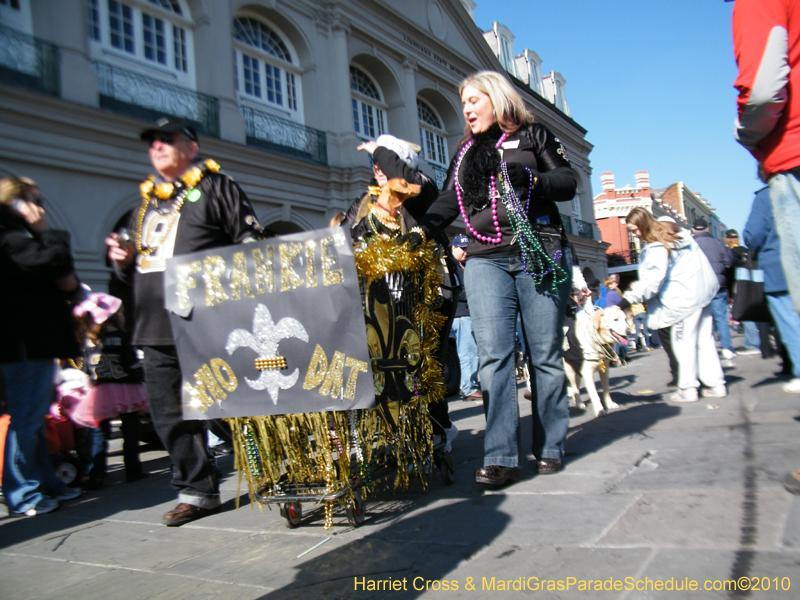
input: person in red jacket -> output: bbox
[733,0,800,313]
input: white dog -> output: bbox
[563,304,631,417]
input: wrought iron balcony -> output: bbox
[575,217,594,240]
[93,61,219,137]
[0,22,59,96]
[607,249,639,267]
[241,106,327,165]
[427,162,448,190]
[560,215,594,240]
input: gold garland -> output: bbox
[227,237,446,527]
[135,159,220,255]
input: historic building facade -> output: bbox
[0,0,605,289]
[593,170,727,273]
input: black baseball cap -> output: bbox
[692,217,709,231]
[725,229,738,238]
[140,117,198,143]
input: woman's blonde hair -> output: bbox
[603,275,618,288]
[459,71,532,140]
[625,207,682,256]
[0,176,37,205]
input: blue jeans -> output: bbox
[768,173,800,313]
[743,321,760,351]
[1,359,67,513]
[451,316,479,396]
[143,346,220,509]
[766,292,800,379]
[464,251,571,467]
[710,290,733,352]
[634,313,650,349]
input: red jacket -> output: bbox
[733,0,800,175]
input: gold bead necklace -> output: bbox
[135,159,220,255]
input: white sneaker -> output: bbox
[721,349,737,360]
[444,424,459,453]
[782,378,800,393]
[668,388,699,403]
[702,385,728,398]
[738,348,760,356]
[13,497,59,517]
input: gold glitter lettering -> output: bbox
[305,240,318,288]
[210,358,238,392]
[280,242,304,292]
[252,246,275,294]
[344,357,368,400]
[321,232,345,286]
[175,260,201,310]
[203,255,229,307]
[303,345,328,392]
[320,351,345,399]
[229,251,254,300]
[196,363,228,404]
[183,380,212,412]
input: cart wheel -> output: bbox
[438,452,455,486]
[280,502,303,528]
[55,454,81,486]
[346,490,366,527]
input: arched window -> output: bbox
[233,16,300,117]
[87,0,193,86]
[0,0,32,34]
[350,65,386,139]
[417,99,448,167]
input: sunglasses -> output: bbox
[150,134,177,146]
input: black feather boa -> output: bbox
[459,124,504,209]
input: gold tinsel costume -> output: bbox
[227,236,445,528]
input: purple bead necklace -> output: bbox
[455,131,509,244]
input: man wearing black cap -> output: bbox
[725,228,764,356]
[106,118,264,526]
[692,217,736,360]
[450,234,481,401]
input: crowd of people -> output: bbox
[3,38,800,521]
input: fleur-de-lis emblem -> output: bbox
[226,304,308,404]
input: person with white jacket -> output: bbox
[617,208,727,402]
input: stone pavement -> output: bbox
[2,335,799,599]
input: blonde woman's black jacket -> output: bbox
[419,122,577,259]
[0,207,80,363]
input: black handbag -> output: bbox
[731,255,771,322]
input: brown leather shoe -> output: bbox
[461,391,483,401]
[523,390,532,400]
[162,502,220,527]
[475,465,521,486]
[536,458,562,475]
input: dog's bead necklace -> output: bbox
[455,132,508,244]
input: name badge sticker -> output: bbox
[501,139,520,149]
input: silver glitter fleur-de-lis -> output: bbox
[226,303,308,404]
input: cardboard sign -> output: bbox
[164,227,375,419]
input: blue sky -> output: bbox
[473,0,758,235]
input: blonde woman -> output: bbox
[414,71,577,485]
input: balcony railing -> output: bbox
[0,23,59,96]
[93,61,219,137]
[427,162,448,189]
[607,249,639,267]
[561,215,595,240]
[241,106,327,165]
